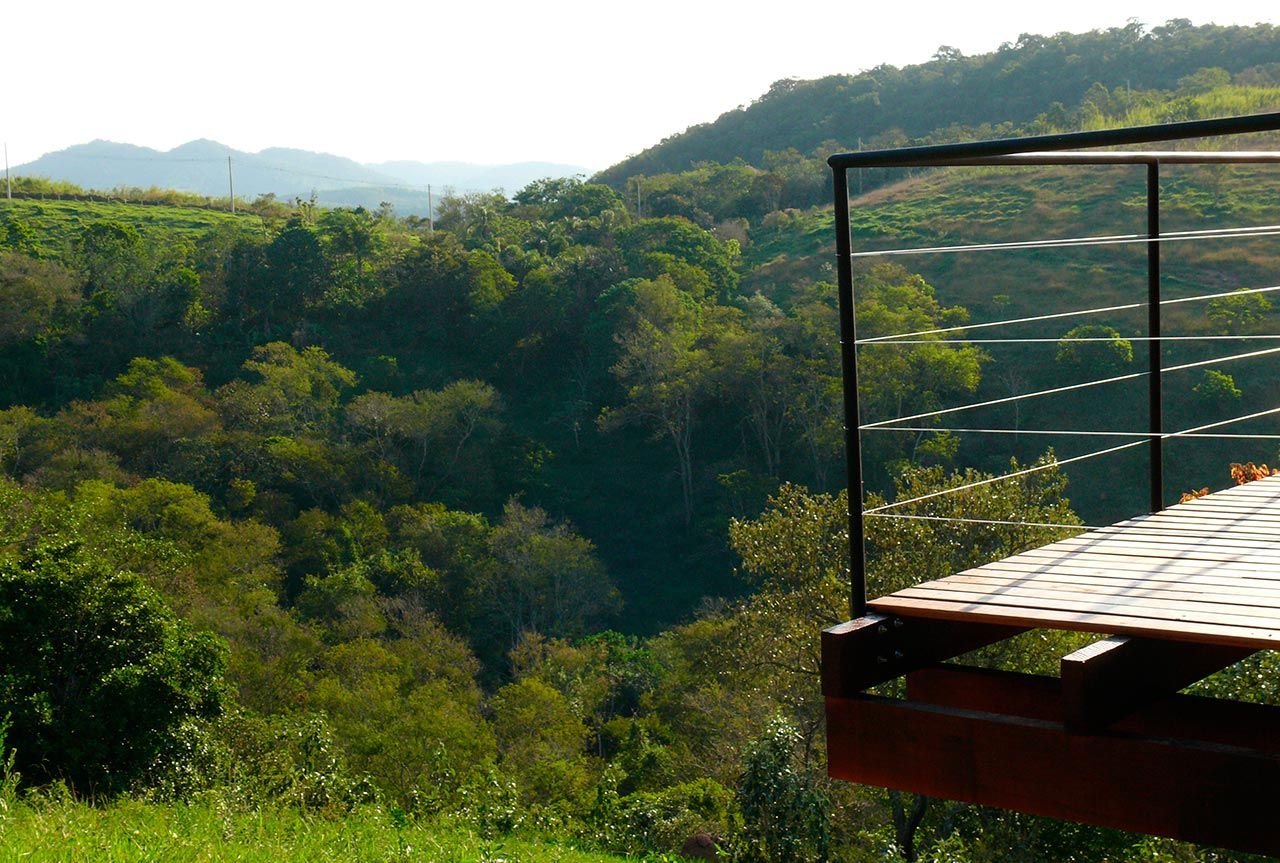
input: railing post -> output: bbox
[833,165,867,618]
[1147,161,1163,512]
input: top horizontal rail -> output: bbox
[948,151,1280,166]
[828,112,1280,169]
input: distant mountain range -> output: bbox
[13,140,588,216]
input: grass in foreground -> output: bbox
[0,797,639,863]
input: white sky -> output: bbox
[4,1,1278,171]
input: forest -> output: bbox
[4,20,1280,863]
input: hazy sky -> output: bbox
[5,1,1278,170]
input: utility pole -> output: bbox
[227,156,235,214]
[4,142,10,200]
[635,177,642,218]
[428,184,433,231]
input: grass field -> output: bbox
[1,197,265,255]
[0,797,639,863]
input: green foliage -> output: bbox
[733,716,829,863]
[319,207,387,298]
[0,253,80,349]
[266,218,328,310]
[1055,324,1134,374]
[1206,288,1273,333]
[219,342,357,434]
[1193,369,1243,408]
[0,545,227,795]
[591,765,734,856]
[618,217,740,298]
[854,264,984,444]
[491,677,592,805]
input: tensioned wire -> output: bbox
[848,222,1280,259]
[862,511,1280,541]
[861,335,1280,345]
[855,283,1280,344]
[859,344,1280,430]
[860,405,1280,515]
[859,427,1280,440]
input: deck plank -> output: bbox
[869,477,1280,647]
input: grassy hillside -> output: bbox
[0,197,264,255]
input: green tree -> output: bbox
[319,207,385,295]
[1193,368,1242,409]
[855,265,984,422]
[734,716,830,863]
[0,546,226,795]
[479,500,619,652]
[304,615,495,801]
[59,357,219,473]
[0,252,80,349]
[1206,288,1273,334]
[490,676,591,804]
[266,218,328,311]
[599,276,713,525]
[346,379,505,500]
[78,220,151,301]
[1055,323,1134,374]
[217,342,357,435]
[618,217,740,299]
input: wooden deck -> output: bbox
[824,477,1280,854]
[869,475,1280,649]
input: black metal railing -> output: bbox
[829,112,1280,619]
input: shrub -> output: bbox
[733,717,830,863]
[0,545,226,796]
[591,766,734,856]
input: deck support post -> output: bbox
[1061,635,1253,732]
[1147,160,1163,512]
[832,165,867,619]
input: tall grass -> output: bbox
[0,796,637,863]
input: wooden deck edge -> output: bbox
[820,614,1024,696]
